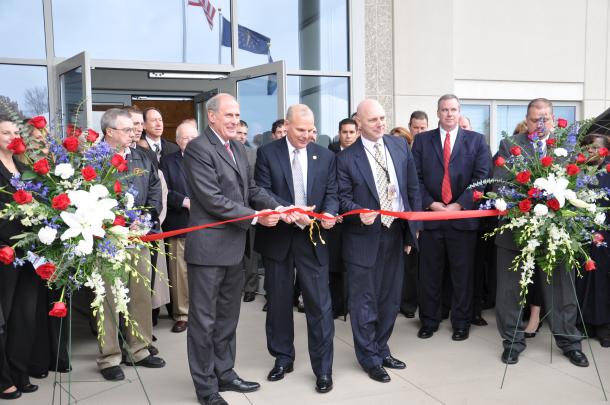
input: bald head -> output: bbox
[285,104,315,149]
[355,99,386,141]
[176,122,198,152]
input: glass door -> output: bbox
[54,52,93,131]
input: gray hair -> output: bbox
[176,122,199,142]
[286,104,314,121]
[437,94,461,110]
[101,108,132,136]
[205,93,238,113]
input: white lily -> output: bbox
[533,174,570,208]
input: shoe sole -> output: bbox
[218,385,260,393]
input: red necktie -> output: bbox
[441,132,452,204]
[224,142,235,163]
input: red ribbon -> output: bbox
[139,207,505,242]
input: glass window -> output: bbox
[52,0,232,64]
[0,0,46,59]
[0,64,49,119]
[236,74,278,145]
[554,106,576,125]
[287,75,349,146]
[497,105,527,138]
[461,104,490,143]
[237,0,348,71]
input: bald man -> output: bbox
[336,99,422,383]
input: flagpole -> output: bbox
[218,8,222,64]
[181,0,187,62]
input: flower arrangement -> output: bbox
[0,115,154,342]
[474,118,610,302]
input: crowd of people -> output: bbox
[0,94,608,404]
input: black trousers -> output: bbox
[0,264,38,391]
[187,263,243,400]
[346,221,403,370]
[418,228,477,330]
[400,250,419,314]
[263,231,334,376]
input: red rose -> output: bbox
[33,158,50,175]
[49,301,67,318]
[117,162,128,172]
[565,164,580,176]
[0,246,15,265]
[51,193,71,210]
[494,156,506,167]
[113,180,122,194]
[86,129,99,142]
[515,170,531,184]
[607,163,610,173]
[111,154,125,168]
[12,190,32,204]
[547,198,561,211]
[585,260,596,272]
[540,156,553,167]
[593,233,605,246]
[66,124,82,138]
[28,116,47,129]
[510,146,522,156]
[81,166,97,181]
[546,138,556,147]
[557,118,568,128]
[576,153,587,164]
[473,190,484,201]
[7,137,26,155]
[518,199,532,213]
[112,215,126,227]
[599,147,609,157]
[527,188,539,198]
[63,136,79,152]
[35,262,56,281]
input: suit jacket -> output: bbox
[328,141,341,154]
[136,144,158,169]
[183,126,278,266]
[411,128,491,231]
[244,145,257,179]
[336,135,422,268]
[253,138,339,264]
[0,158,28,247]
[159,150,190,234]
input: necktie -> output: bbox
[536,140,545,156]
[292,149,306,206]
[373,143,394,227]
[441,132,452,205]
[153,143,161,161]
[224,142,236,163]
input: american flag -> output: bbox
[188,0,216,30]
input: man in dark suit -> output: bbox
[127,106,157,164]
[494,98,588,367]
[254,104,337,393]
[159,122,198,333]
[143,107,180,166]
[183,93,281,405]
[337,99,422,383]
[411,94,491,342]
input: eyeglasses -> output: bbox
[111,127,134,134]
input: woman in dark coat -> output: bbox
[577,134,610,347]
[0,115,39,399]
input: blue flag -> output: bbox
[221,17,276,95]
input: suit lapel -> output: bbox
[384,136,405,189]
[205,127,239,174]
[431,129,444,166]
[231,141,249,197]
[306,144,316,204]
[175,154,191,195]
[275,139,295,202]
[353,139,379,203]
[450,128,465,163]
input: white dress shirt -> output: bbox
[145,135,162,153]
[439,126,459,154]
[361,136,404,212]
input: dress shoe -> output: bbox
[201,393,228,405]
[30,371,48,379]
[382,355,406,369]
[243,292,256,302]
[126,354,166,368]
[267,363,294,381]
[100,366,125,381]
[417,326,437,339]
[471,315,488,326]
[524,321,542,338]
[148,345,159,356]
[367,365,391,383]
[501,348,519,365]
[564,350,589,367]
[452,328,470,341]
[297,301,305,313]
[172,320,188,333]
[315,375,333,393]
[218,377,260,393]
[0,388,21,400]
[262,303,268,312]
[18,384,37,394]
[600,337,610,348]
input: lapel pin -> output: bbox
[313,155,317,160]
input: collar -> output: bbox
[211,127,230,146]
[439,126,459,138]
[286,136,306,155]
[361,135,384,151]
[145,135,161,148]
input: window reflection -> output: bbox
[461,104,490,143]
[237,0,348,71]
[0,0,46,59]
[52,0,231,64]
[236,74,278,146]
[0,64,49,119]
[287,76,349,146]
